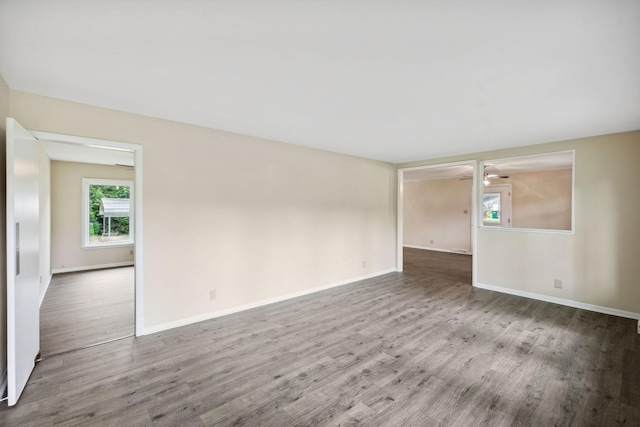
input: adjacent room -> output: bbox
[0,1,639,425]
[401,163,474,288]
[40,142,136,356]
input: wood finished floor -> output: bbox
[1,248,639,426]
[40,267,134,356]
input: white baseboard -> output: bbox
[52,261,134,274]
[403,245,472,255]
[0,367,7,400]
[475,282,640,321]
[143,268,397,335]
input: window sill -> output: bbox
[479,226,574,235]
[83,242,135,250]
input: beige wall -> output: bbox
[51,161,135,272]
[490,169,572,230]
[403,178,472,253]
[0,74,9,385]
[400,132,640,315]
[9,90,397,330]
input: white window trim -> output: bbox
[478,150,575,234]
[82,178,135,248]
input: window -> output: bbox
[83,178,134,247]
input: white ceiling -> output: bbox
[1,1,639,164]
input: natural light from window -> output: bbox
[82,178,134,247]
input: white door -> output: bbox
[6,118,41,406]
[482,184,512,227]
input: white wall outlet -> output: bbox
[209,289,217,300]
[362,261,366,268]
[430,239,434,244]
[554,279,562,289]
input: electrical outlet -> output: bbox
[130,249,134,255]
[362,261,366,268]
[209,289,217,300]
[430,240,434,244]
[554,279,562,289]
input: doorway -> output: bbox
[32,130,145,340]
[41,151,137,355]
[5,120,144,405]
[397,161,478,285]
[482,184,512,228]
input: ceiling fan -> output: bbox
[460,166,509,185]
[115,163,135,171]
[482,171,509,186]
[485,172,509,179]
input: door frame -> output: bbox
[30,130,145,335]
[396,160,478,287]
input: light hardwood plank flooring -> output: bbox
[1,249,638,426]
[40,267,134,356]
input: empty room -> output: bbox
[1,1,639,426]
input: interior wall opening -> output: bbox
[479,151,574,232]
[398,161,477,286]
[35,135,142,356]
[43,160,135,356]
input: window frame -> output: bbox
[478,150,575,234]
[82,178,135,249]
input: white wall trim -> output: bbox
[31,130,144,337]
[475,282,640,320]
[478,225,574,235]
[477,149,576,234]
[143,268,397,335]
[51,261,134,275]
[396,169,402,271]
[403,245,472,255]
[133,146,144,336]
